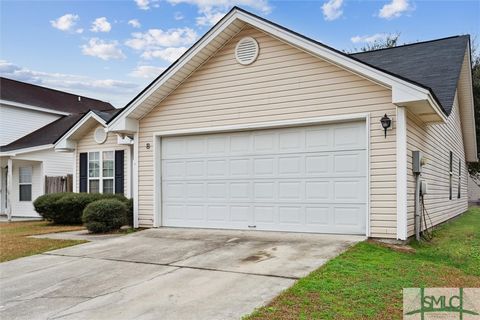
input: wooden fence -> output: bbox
[45,175,73,194]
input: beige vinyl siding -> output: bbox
[137,26,398,237]
[76,125,130,196]
[406,92,468,237]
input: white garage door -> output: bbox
[161,121,367,234]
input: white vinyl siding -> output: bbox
[76,125,130,197]
[137,26,398,237]
[406,92,468,237]
[11,160,42,217]
[0,104,60,145]
[5,148,74,217]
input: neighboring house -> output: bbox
[0,77,115,218]
[468,175,480,204]
[57,7,476,240]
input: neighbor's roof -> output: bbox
[352,35,469,115]
[0,77,114,114]
[0,108,124,153]
[91,108,123,122]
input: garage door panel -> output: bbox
[162,121,367,235]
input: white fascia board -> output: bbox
[0,144,53,157]
[0,99,70,116]
[110,8,444,129]
[108,117,139,134]
[54,111,106,150]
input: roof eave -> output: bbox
[0,144,53,157]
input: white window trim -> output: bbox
[18,166,33,202]
[87,151,115,194]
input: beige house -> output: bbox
[57,8,476,240]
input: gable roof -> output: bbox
[0,77,114,114]
[108,6,449,129]
[352,35,469,115]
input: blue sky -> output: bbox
[1,0,479,107]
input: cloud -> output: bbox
[0,60,139,107]
[90,17,112,32]
[81,38,126,60]
[135,0,150,10]
[379,0,412,19]
[321,0,344,21]
[128,19,141,28]
[166,0,272,26]
[174,11,184,20]
[125,27,197,50]
[351,33,388,44]
[129,65,166,78]
[134,0,159,10]
[141,47,188,62]
[195,8,227,26]
[50,13,80,32]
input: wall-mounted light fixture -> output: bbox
[380,114,392,138]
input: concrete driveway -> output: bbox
[0,228,363,320]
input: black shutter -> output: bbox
[115,150,124,195]
[79,153,88,192]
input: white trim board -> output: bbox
[396,106,408,240]
[0,99,70,116]
[152,113,370,137]
[0,144,53,157]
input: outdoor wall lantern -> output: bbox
[380,114,392,138]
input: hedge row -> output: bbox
[33,192,133,229]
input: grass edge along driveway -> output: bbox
[246,207,480,320]
[0,221,86,262]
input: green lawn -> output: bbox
[0,221,86,262]
[247,207,480,320]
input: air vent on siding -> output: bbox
[94,127,108,144]
[235,37,259,65]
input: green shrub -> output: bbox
[53,193,97,224]
[33,193,66,221]
[83,199,127,233]
[33,192,133,225]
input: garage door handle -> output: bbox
[248,225,256,228]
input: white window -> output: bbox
[88,151,114,194]
[102,151,114,194]
[19,166,32,201]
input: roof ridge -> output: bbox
[0,76,110,104]
[351,35,469,55]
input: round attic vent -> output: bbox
[235,37,259,65]
[94,127,108,144]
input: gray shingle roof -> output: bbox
[351,35,469,115]
[0,77,114,114]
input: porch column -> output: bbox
[6,158,12,221]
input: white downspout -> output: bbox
[396,106,408,241]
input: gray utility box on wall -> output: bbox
[412,150,423,174]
